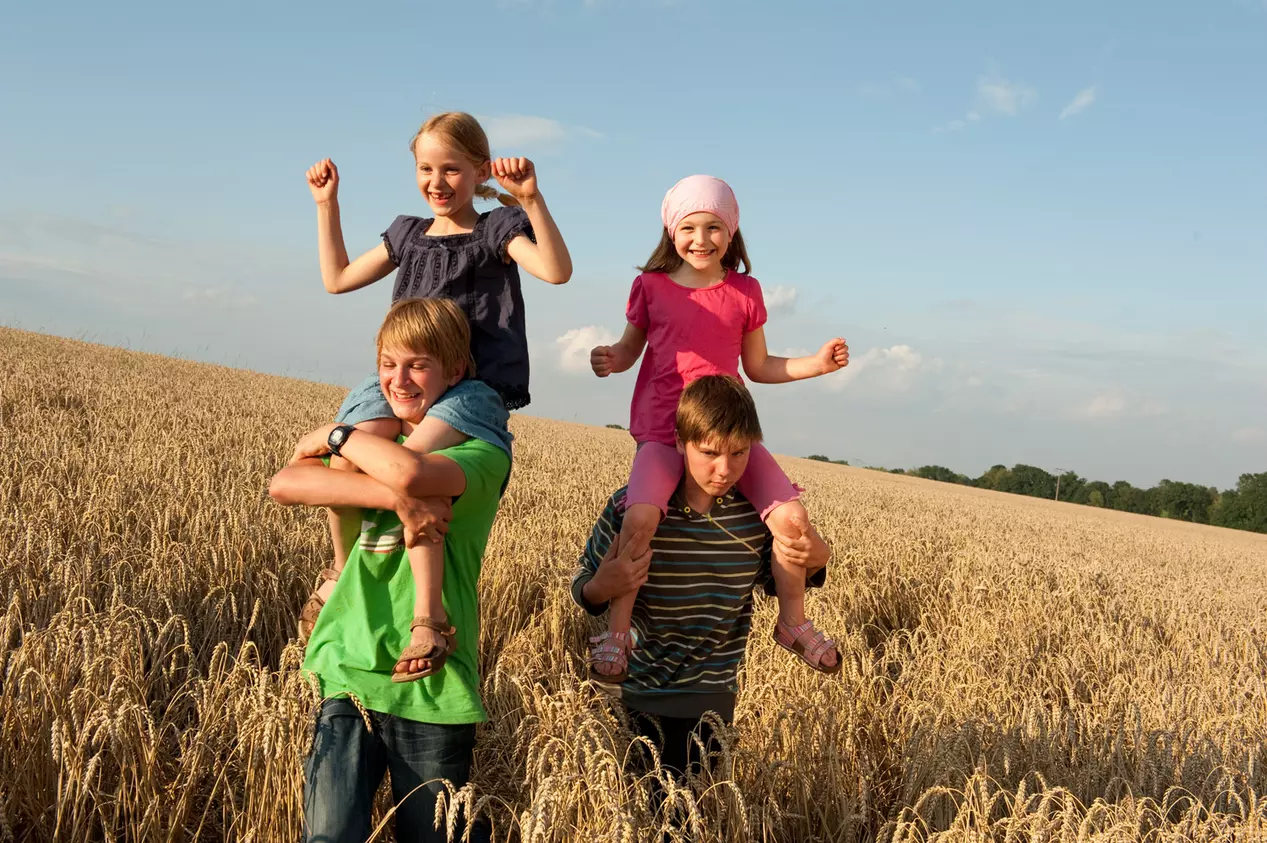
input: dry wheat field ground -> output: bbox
[2,326,1266,842]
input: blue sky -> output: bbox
[2,0,1264,488]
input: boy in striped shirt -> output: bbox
[571,375,833,778]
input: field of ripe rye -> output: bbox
[2,326,1267,842]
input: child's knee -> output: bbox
[765,500,809,533]
[623,503,661,534]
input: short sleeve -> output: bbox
[382,215,422,266]
[485,206,535,261]
[438,440,511,517]
[625,275,650,330]
[744,276,768,334]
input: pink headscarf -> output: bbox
[661,175,740,237]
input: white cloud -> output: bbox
[478,114,602,150]
[1233,427,1267,443]
[1078,393,1127,419]
[977,75,1038,116]
[827,344,942,393]
[776,347,812,359]
[934,74,1035,134]
[764,285,798,314]
[1059,86,1098,120]
[555,326,617,373]
[1072,392,1168,421]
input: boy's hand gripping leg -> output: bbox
[589,525,653,682]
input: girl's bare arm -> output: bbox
[492,157,572,285]
[740,327,849,384]
[590,322,648,377]
[306,158,396,293]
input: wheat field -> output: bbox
[2,326,1266,842]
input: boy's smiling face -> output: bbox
[377,346,463,424]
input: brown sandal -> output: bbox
[587,630,634,685]
[298,567,341,642]
[391,616,458,683]
[774,619,843,675]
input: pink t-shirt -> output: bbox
[626,270,768,446]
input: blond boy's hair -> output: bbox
[676,375,763,447]
[376,298,476,379]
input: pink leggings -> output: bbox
[625,441,802,521]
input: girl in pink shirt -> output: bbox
[587,175,849,682]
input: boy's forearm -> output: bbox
[270,463,399,510]
[519,195,572,284]
[573,570,609,615]
[336,426,466,498]
[316,200,351,293]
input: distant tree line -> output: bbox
[804,456,1267,535]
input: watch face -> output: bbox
[330,427,349,450]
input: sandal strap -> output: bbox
[779,620,837,667]
[410,616,455,635]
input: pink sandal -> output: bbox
[774,619,842,675]
[587,630,634,684]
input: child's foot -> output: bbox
[587,630,634,684]
[391,616,456,683]
[774,618,842,675]
[298,567,341,642]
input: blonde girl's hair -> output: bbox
[676,375,763,447]
[409,111,519,207]
[376,298,477,379]
[639,228,751,275]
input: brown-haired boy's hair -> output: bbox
[676,375,763,446]
[376,298,476,379]
[408,111,518,207]
[639,228,751,275]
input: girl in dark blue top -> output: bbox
[297,112,572,677]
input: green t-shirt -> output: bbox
[302,438,510,724]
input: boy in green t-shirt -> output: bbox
[270,297,509,843]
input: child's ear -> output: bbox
[446,366,465,387]
[478,160,491,183]
[674,436,685,456]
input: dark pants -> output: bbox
[627,709,729,780]
[626,708,733,841]
[303,698,489,843]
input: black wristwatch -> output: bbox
[327,424,355,457]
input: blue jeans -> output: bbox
[303,698,490,843]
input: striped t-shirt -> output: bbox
[572,485,825,719]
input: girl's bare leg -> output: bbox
[397,416,470,672]
[766,500,838,670]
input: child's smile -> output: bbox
[673,211,731,272]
